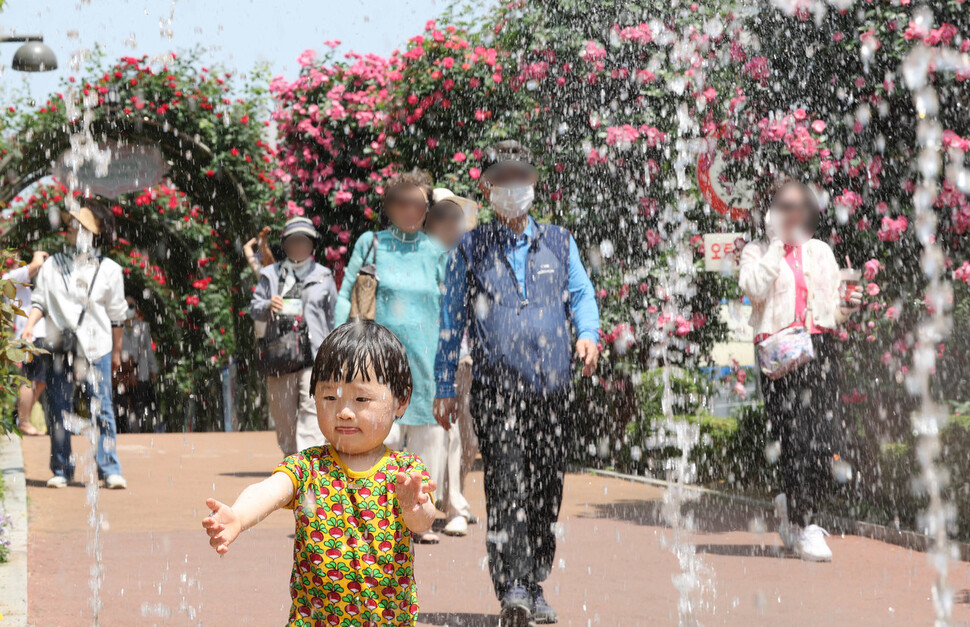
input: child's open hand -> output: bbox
[395,471,436,513]
[202,497,242,555]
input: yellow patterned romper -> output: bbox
[274,446,431,627]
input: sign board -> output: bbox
[696,130,754,221]
[53,140,167,198]
[703,232,744,273]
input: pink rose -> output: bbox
[863,259,881,280]
[834,189,863,213]
[954,261,970,284]
[811,120,826,133]
[674,315,692,337]
[333,190,353,206]
[877,215,908,242]
[581,41,607,62]
[866,282,881,296]
[942,130,969,152]
[453,152,466,163]
[605,124,640,148]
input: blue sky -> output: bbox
[0,0,479,100]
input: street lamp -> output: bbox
[1,35,57,72]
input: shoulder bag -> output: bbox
[756,248,816,380]
[348,235,378,320]
[256,264,315,376]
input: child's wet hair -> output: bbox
[310,320,412,403]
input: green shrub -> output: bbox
[572,365,775,488]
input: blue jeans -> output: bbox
[48,353,123,480]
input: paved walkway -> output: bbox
[21,432,970,625]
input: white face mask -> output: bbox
[490,184,534,218]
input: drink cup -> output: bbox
[840,269,862,304]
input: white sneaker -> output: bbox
[774,494,797,550]
[105,474,128,490]
[46,475,68,489]
[443,515,469,537]
[796,524,833,562]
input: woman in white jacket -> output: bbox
[739,179,863,562]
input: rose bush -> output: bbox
[271,19,529,277]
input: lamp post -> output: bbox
[1,35,57,72]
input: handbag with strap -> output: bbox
[757,326,815,380]
[256,264,315,376]
[47,258,102,356]
[756,246,816,380]
[348,235,378,320]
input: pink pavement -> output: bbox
[22,432,970,625]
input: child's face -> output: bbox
[314,370,408,455]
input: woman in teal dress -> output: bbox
[335,169,447,543]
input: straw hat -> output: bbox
[62,207,101,234]
[432,188,479,230]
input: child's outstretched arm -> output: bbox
[202,473,294,555]
[395,471,438,533]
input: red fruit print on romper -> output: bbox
[273,446,430,625]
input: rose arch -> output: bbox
[0,53,283,430]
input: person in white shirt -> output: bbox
[22,204,129,490]
[739,178,864,562]
[2,250,49,436]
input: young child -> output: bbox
[203,320,437,626]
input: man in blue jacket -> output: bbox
[434,140,600,626]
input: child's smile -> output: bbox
[314,372,409,463]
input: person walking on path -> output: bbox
[3,250,49,436]
[433,140,601,626]
[335,169,448,544]
[739,178,865,562]
[251,216,336,456]
[21,203,128,489]
[202,320,437,627]
[114,296,160,433]
[425,188,480,538]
